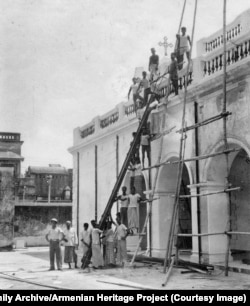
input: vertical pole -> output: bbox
[77,152,80,239]
[222,0,231,277]
[95,145,98,222]
[116,135,119,213]
[148,143,152,257]
[194,101,202,264]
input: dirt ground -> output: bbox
[0,247,250,290]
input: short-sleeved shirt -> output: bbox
[128,194,141,208]
[141,134,150,146]
[47,227,63,240]
[116,224,127,241]
[64,227,78,246]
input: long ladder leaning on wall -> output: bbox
[160,0,243,286]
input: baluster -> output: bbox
[244,41,248,57]
[231,28,234,39]
[219,54,223,69]
[240,43,244,59]
[228,30,231,40]
[221,35,223,45]
[208,61,211,75]
[205,43,208,52]
[203,61,207,76]
[215,56,219,71]
[188,72,193,84]
[238,24,241,35]
[235,46,239,62]
[248,40,250,55]
[179,77,183,90]
[211,59,215,74]
[227,50,231,65]
[231,48,235,63]
[213,40,215,50]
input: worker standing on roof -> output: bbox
[137,71,151,107]
[148,48,159,81]
[176,27,191,70]
[128,77,144,112]
[168,53,179,96]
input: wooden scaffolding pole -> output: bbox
[162,0,198,280]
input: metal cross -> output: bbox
[158,36,173,56]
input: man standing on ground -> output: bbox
[64,221,78,269]
[45,218,65,271]
[116,214,129,267]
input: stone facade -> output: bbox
[69,9,250,264]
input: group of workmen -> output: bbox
[128,26,191,112]
[45,210,133,271]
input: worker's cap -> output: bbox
[151,48,155,51]
[181,26,186,30]
[66,221,71,224]
[51,218,58,223]
[132,77,136,81]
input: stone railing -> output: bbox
[197,9,250,56]
[80,124,95,139]
[100,111,119,128]
[205,24,242,53]
[202,35,250,78]
[125,103,136,117]
[0,132,21,141]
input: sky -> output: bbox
[0,0,249,174]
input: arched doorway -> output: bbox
[229,149,250,262]
[155,157,192,254]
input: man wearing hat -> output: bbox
[45,218,65,271]
[63,221,78,269]
[148,48,159,81]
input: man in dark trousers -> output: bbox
[45,218,65,271]
[148,48,159,81]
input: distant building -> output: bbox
[20,165,72,201]
[0,132,24,248]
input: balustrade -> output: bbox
[125,104,136,116]
[203,38,250,77]
[80,125,95,139]
[205,24,242,53]
[100,111,119,128]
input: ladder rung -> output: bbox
[176,187,241,198]
[176,111,231,133]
